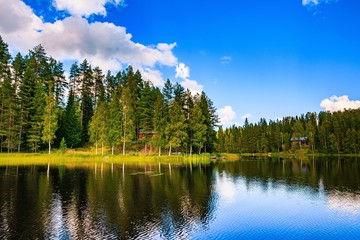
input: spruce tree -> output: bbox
[152,89,168,156]
[107,89,122,155]
[121,86,135,155]
[188,100,207,155]
[79,59,94,145]
[199,92,219,153]
[63,90,81,148]
[165,100,187,155]
[138,81,156,152]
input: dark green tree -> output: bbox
[165,100,187,155]
[63,90,81,148]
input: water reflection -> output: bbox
[0,157,359,239]
[216,157,360,219]
[0,163,216,239]
[328,191,360,215]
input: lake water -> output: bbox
[0,157,360,239]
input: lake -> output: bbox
[0,157,360,239]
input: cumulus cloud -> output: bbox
[180,79,203,95]
[320,95,360,112]
[140,67,164,86]
[174,62,203,94]
[220,56,232,64]
[0,0,178,86]
[53,0,125,17]
[218,106,236,125]
[241,113,252,120]
[175,63,190,79]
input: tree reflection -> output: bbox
[0,157,359,239]
[0,163,217,239]
[216,157,360,215]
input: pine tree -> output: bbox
[63,90,81,148]
[27,79,45,152]
[152,89,168,156]
[93,66,105,105]
[138,81,156,152]
[79,59,94,145]
[188,100,207,155]
[107,89,122,155]
[162,79,174,105]
[199,92,219,153]
[104,70,116,101]
[0,36,17,152]
[165,100,187,155]
[121,86,135,155]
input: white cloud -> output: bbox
[218,106,236,125]
[174,62,203,95]
[320,95,360,112]
[140,67,164,86]
[302,0,319,5]
[175,63,190,79]
[53,0,125,17]
[241,113,252,120]
[0,0,177,86]
[302,0,338,6]
[180,79,203,95]
[220,56,232,64]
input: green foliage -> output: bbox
[89,100,107,154]
[0,36,218,154]
[59,137,67,153]
[218,109,360,154]
[107,90,122,154]
[63,90,81,148]
[42,91,58,154]
[165,100,188,154]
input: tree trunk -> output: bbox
[123,111,126,155]
[190,145,192,156]
[18,127,21,152]
[102,142,104,155]
[96,142,98,155]
[112,145,114,155]
[158,146,161,157]
[48,140,51,154]
[168,144,172,156]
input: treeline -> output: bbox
[217,110,360,154]
[0,36,218,154]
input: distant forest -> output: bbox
[217,110,360,154]
[0,36,218,154]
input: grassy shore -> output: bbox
[0,151,356,167]
[0,152,234,166]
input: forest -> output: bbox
[217,110,360,154]
[2,34,360,156]
[0,36,218,155]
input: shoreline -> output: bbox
[0,152,358,166]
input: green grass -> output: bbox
[0,152,222,166]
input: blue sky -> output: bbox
[1,0,360,126]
